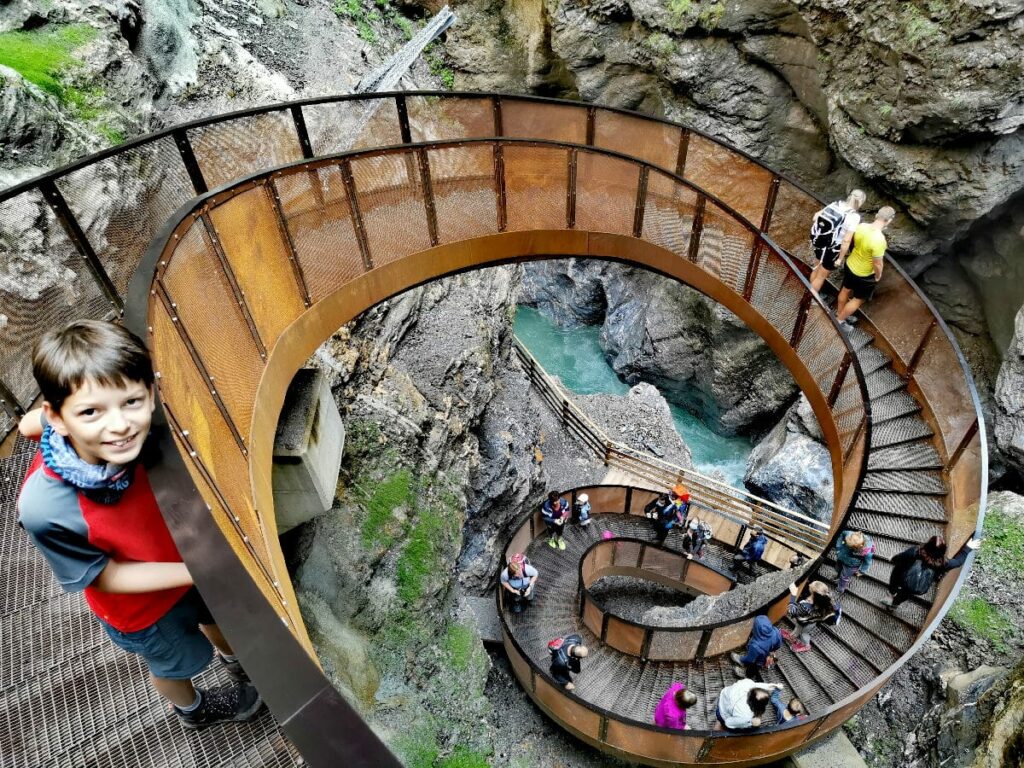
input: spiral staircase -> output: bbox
[0,93,986,767]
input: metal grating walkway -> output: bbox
[0,440,303,768]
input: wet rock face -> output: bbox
[995,307,1024,480]
[744,395,832,522]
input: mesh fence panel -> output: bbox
[684,134,773,226]
[574,152,639,236]
[768,180,818,264]
[503,145,568,232]
[274,167,366,302]
[832,367,866,453]
[302,98,402,156]
[797,304,848,396]
[0,190,112,411]
[55,137,195,297]
[593,111,681,172]
[698,202,755,294]
[640,172,698,258]
[159,223,263,445]
[647,629,702,661]
[208,187,306,348]
[188,110,303,190]
[748,251,801,339]
[428,145,500,244]
[501,99,587,144]
[406,95,495,141]
[350,153,431,267]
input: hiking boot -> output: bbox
[218,653,249,684]
[176,684,263,730]
[790,641,811,653]
[557,539,566,551]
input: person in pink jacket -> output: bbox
[653,682,698,731]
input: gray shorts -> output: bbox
[99,587,215,680]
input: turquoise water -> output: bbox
[513,306,752,487]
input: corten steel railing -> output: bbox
[0,92,985,766]
[512,336,830,562]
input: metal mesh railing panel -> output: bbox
[575,152,639,236]
[913,331,977,455]
[503,146,568,232]
[159,224,263,444]
[208,187,306,348]
[593,111,681,172]
[685,134,774,225]
[640,172,698,258]
[54,137,195,297]
[501,99,587,144]
[747,251,801,339]
[605,616,645,656]
[646,629,702,661]
[350,153,431,266]
[274,168,366,302]
[302,98,402,156]
[833,368,865,452]
[797,305,848,396]
[428,146,500,243]
[188,110,303,190]
[406,95,495,141]
[698,202,755,294]
[0,190,112,413]
[768,180,818,265]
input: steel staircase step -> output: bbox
[837,591,917,650]
[867,441,943,471]
[864,367,906,400]
[870,416,934,449]
[855,345,891,376]
[846,511,945,545]
[871,390,922,422]
[844,326,875,351]
[861,470,946,495]
[818,561,928,629]
[809,628,879,687]
[775,644,841,711]
[854,490,947,521]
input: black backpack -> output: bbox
[904,559,934,595]
[810,202,848,254]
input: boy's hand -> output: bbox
[967,538,983,550]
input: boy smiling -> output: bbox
[17,319,262,729]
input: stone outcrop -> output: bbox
[744,395,832,522]
[519,259,799,436]
[995,309,1024,482]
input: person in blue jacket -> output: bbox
[730,615,783,681]
[731,526,767,574]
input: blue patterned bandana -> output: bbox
[41,423,133,504]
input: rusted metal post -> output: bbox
[416,148,440,247]
[172,128,208,194]
[742,238,763,302]
[494,142,507,232]
[789,292,814,348]
[844,414,867,462]
[907,318,938,377]
[566,148,578,229]
[395,94,412,144]
[339,159,374,271]
[632,165,649,238]
[266,179,313,307]
[944,417,980,476]
[40,180,123,314]
[289,105,314,159]
[827,353,852,407]
[585,105,597,146]
[675,128,690,177]
[687,194,705,263]
[759,175,781,233]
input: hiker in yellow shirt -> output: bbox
[837,206,896,325]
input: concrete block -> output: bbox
[272,368,344,533]
[785,730,867,768]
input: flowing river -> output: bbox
[514,306,753,487]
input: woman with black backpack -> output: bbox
[883,534,982,609]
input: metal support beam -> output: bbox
[790,292,814,348]
[760,175,781,233]
[687,194,705,263]
[742,239,763,302]
[566,148,578,229]
[290,105,314,159]
[266,179,313,307]
[632,165,649,238]
[339,160,374,271]
[828,353,852,407]
[417,148,440,247]
[945,417,980,476]
[907,318,938,377]
[172,128,208,194]
[675,129,690,177]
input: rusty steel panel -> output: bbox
[767,180,818,264]
[641,171,699,259]
[160,224,263,443]
[582,485,628,514]
[349,153,432,266]
[861,270,936,368]
[684,134,774,226]
[534,676,604,739]
[605,616,645,656]
[582,595,604,637]
[705,718,818,761]
[501,100,588,144]
[502,145,569,232]
[697,202,755,295]
[189,110,303,190]
[606,718,706,763]
[208,187,306,348]
[406,95,495,141]
[574,152,640,237]
[592,111,681,172]
[913,332,978,459]
[427,145,500,243]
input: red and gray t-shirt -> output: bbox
[17,451,189,632]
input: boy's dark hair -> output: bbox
[33,320,154,411]
[548,491,561,503]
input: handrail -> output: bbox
[511,336,830,555]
